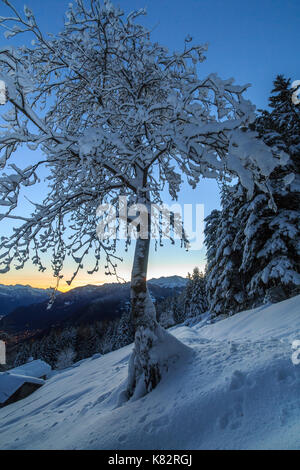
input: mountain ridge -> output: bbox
[0,284,53,317]
[0,276,188,334]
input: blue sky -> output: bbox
[0,0,299,289]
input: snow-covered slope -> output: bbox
[0,295,299,450]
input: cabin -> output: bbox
[0,359,51,408]
[0,372,44,408]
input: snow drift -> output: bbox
[0,295,299,450]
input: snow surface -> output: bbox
[0,295,299,449]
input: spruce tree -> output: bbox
[205,75,300,316]
[205,189,245,316]
[244,75,300,304]
[184,267,208,318]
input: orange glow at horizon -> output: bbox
[0,264,205,291]
[0,246,206,291]
[0,278,109,292]
[0,269,111,292]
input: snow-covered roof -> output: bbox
[10,360,51,379]
[0,372,44,404]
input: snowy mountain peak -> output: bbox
[148,275,188,289]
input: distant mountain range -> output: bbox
[0,284,52,317]
[0,276,187,334]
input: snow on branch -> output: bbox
[0,79,7,105]
[0,0,287,284]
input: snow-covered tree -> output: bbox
[38,329,61,367]
[242,76,300,304]
[204,208,222,315]
[182,272,193,317]
[183,267,207,318]
[99,320,117,354]
[113,309,134,350]
[205,186,246,316]
[13,341,31,366]
[55,346,76,370]
[75,323,100,359]
[205,76,300,315]
[0,1,285,397]
[157,294,182,327]
[158,306,176,329]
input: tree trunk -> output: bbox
[126,220,191,400]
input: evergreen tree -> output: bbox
[184,268,208,318]
[205,189,245,316]
[243,75,300,304]
[114,310,135,350]
[14,342,31,366]
[157,294,183,327]
[205,75,300,316]
[99,321,117,355]
[76,324,100,360]
[39,329,61,367]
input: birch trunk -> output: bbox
[126,213,191,399]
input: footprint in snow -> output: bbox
[219,402,244,430]
[143,415,169,433]
[277,367,294,383]
[229,370,246,391]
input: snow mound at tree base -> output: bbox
[0,295,299,450]
[126,324,192,401]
